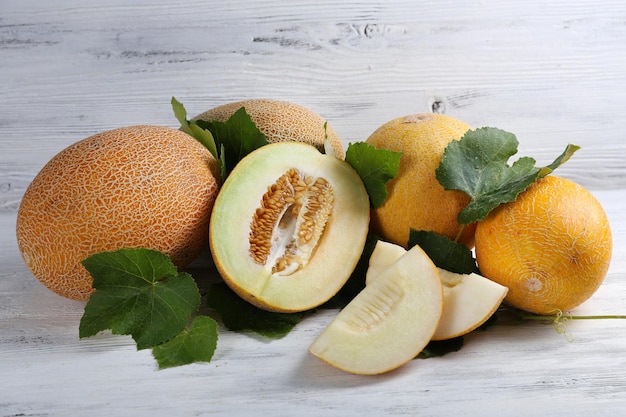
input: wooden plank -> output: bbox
[1,187,625,415]
[1,1,626,414]
[1,0,625,213]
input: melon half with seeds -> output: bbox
[209,142,370,313]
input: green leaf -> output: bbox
[408,230,479,274]
[171,97,219,158]
[206,283,306,339]
[345,142,402,208]
[435,127,579,224]
[172,97,270,179]
[537,143,580,178]
[417,337,464,359]
[152,316,218,369]
[200,107,270,179]
[188,124,219,159]
[171,96,190,130]
[79,248,201,350]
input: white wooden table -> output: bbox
[1,1,625,416]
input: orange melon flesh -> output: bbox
[209,142,370,313]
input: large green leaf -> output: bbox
[345,142,402,208]
[79,248,201,350]
[436,127,579,224]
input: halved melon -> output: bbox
[209,142,370,313]
[367,240,508,340]
[309,244,443,375]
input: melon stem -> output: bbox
[517,312,626,321]
[496,306,626,342]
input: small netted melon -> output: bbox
[192,99,345,159]
[209,142,370,312]
[16,125,221,301]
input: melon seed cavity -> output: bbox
[249,168,335,276]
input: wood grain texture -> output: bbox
[1,188,625,416]
[1,1,625,416]
[1,0,625,212]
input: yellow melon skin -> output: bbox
[475,176,612,314]
[192,99,345,159]
[16,125,221,301]
[366,113,475,248]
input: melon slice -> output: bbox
[366,240,508,341]
[308,244,443,375]
[365,239,408,284]
[433,269,508,340]
[209,142,370,313]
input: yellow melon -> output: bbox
[475,176,612,314]
[16,125,221,301]
[366,113,475,248]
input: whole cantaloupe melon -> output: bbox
[192,99,345,159]
[16,125,221,301]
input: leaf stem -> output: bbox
[453,224,465,243]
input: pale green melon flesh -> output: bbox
[433,270,508,340]
[366,240,508,341]
[209,142,370,313]
[365,240,408,284]
[309,244,443,375]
